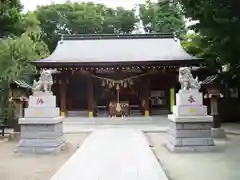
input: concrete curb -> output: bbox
[225,130,240,135]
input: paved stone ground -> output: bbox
[50,129,168,180]
[63,116,240,135]
[63,116,169,133]
[0,134,89,180]
[223,123,240,135]
[1,116,240,180]
[147,132,240,180]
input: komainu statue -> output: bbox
[178,67,202,91]
[32,69,53,94]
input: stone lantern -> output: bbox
[8,81,30,140]
[8,96,28,141]
[204,83,226,138]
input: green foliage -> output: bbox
[179,0,240,78]
[181,32,222,73]
[0,0,23,37]
[0,13,49,83]
[34,2,137,52]
[139,0,186,36]
[0,10,49,118]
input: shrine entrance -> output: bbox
[92,72,146,117]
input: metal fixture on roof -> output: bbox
[14,80,32,89]
[202,75,218,84]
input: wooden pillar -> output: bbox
[170,88,175,113]
[144,78,150,117]
[60,78,66,117]
[88,80,94,117]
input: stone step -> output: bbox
[67,111,88,117]
[63,119,163,126]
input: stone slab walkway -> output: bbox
[63,116,169,134]
[50,128,168,180]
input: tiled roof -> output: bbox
[37,33,198,64]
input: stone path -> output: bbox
[50,128,168,180]
[63,116,169,134]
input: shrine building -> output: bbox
[34,33,200,117]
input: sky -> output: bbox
[21,0,153,12]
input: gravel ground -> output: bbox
[147,133,240,180]
[0,133,89,180]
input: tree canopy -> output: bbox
[179,0,240,77]
[0,13,49,83]
[139,0,186,36]
[0,0,23,37]
[34,2,137,52]
[0,10,49,114]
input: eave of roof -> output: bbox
[35,33,200,67]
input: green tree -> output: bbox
[34,2,137,52]
[181,32,221,73]
[178,0,240,77]
[0,0,23,37]
[0,12,49,115]
[0,12,49,83]
[139,0,186,36]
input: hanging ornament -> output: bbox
[109,82,113,88]
[124,81,128,88]
[116,83,120,90]
[162,67,166,73]
[101,80,105,87]
[121,81,124,87]
[129,79,134,85]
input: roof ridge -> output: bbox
[61,33,175,40]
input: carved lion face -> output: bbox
[41,69,51,76]
[40,69,52,81]
[179,67,191,76]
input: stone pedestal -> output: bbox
[167,115,214,152]
[15,93,65,154]
[167,89,215,152]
